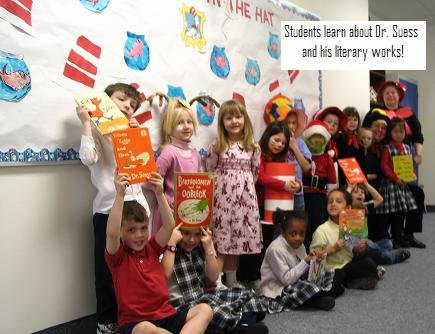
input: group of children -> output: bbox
[76,82,424,334]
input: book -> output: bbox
[338,158,367,184]
[339,209,366,248]
[307,258,326,285]
[75,92,130,135]
[174,172,215,228]
[392,154,415,183]
[111,127,157,184]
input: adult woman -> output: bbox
[363,81,425,248]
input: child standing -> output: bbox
[152,98,201,235]
[310,189,382,290]
[261,209,335,311]
[106,172,212,334]
[376,117,418,249]
[76,83,150,334]
[206,99,262,288]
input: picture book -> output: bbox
[75,92,129,135]
[112,127,157,184]
[338,158,367,184]
[339,209,366,248]
[392,154,416,183]
[308,258,326,285]
[174,173,214,228]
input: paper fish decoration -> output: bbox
[267,32,280,59]
[245,58,260,86]
[124,32,150,71]
[210,45,230,78]
[0,50,31,101]
[79,0,111,13]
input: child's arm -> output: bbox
[76,105,99,165]
[106,173,129,255]
[289,136,311,172]
[149,172,175,247]
[76,105,92,137]
[380,147,400,183]
[364,181,383,208]
[258,155,286,190]
[200,227,220,282]
[161,224,183,279]
[251,144,261,183]
[205,143,219,171]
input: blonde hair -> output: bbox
[161,98,198,147]
[213,99,255,154]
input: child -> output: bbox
[152,98,201,235]
[161,225,269,334]
[347,182,411,264]
[310,189,382,290]
[76,83,150,333]
[301,120,337,248]
[206,99,262,288]
[261,210,335,311]
[358,127,382,188]
[238,121,300,289]
[376,117,418,249]
[105,172,213,334]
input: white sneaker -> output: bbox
[377,265,386,280]
[97,322,117,334]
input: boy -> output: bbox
[76,83,150,333]
[105,172,213,334]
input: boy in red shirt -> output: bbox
[105,172,213,334]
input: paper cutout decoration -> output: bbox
[79,0,111,13]
[210,45,230,78]
[339,209,366,248]
[392,155,415,183]
[245,58,260,86]
[180,4,206,53]
[194,92,215,125]
[63,35,101,88]
[338,158,367,184]
[0,0,34,35]
[167,85,186,100]
[0,50,31,101]
[263,94,293,124]
[263,162,295,224]
[174,172,215,228]
[293,98,306,113]
[75,92,129,135]
[0,147,79,163]
[124,31,150,71]
[267,32,280,59]
[288,70,300,84]
[112,127,157,184]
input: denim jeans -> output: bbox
[365,239,396,265]
[293,194,305,211]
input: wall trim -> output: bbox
[33,314,96,334]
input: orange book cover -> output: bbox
[174,173,214,228]
[111,127,157,184]
[75,92,129,135]
[338,158,367,184]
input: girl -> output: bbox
[376,117,418,249]
[161,225,269,334]
[238,121,300,290]
[206,99,262,288]
[261,210,335,311]
[310,189,382,290]
[152,98,202,235]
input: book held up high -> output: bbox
[339,208,366,248]
[112,127,157,184]
[75,92,129,135]
[338,158,367,184]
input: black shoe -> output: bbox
[395,249,411,263]
[346,277,378,290]
[256,311,266,322]
[228,323,269,334]
[305,295,335,311]
[405,235,426,248]
[393,238,410,248]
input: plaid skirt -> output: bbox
[376,179,417,214]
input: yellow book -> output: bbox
[392,155,415,183]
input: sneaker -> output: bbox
[97,323,117,334]
[395,249,411,263]
[346,277,378,290]
[377,266,386,280]
[305,295,335,311]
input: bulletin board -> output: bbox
[0,0,320,164]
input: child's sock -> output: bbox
[225,270,237,287]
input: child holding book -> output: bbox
[161,224,269,334]
[310,189,382,290]
[76,83,150,333]
[260,209,335,311]
[106,172,212,334]
[376,117,418,249]
[206,99,262,288]
[152,98,202,235]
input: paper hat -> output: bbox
[362,108,390,128]
[302,119,331,142]
[313,106,347,134]
[376,81,406,103]
[264,94,293,124]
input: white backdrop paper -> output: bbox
[0,0,320,164]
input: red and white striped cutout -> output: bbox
[0,0,33,34]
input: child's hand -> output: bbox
[414,154,422,165]
[334,239,345,252]
[289,135,297,151]
[129,117,139,128]
[396,179,405,188]
[147,172,164,196]
[76,105,91,124]
[200,227,213,250]
[312,249,326,261]
[284,180,300,193]
[114,172,130,197]
[168,223,183,246]
[353,239,367,253]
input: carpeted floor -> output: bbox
[264,213,435,334]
